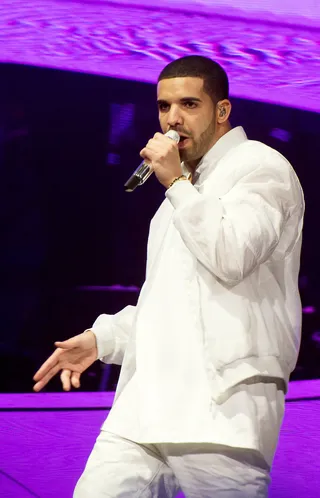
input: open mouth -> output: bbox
[178,136,190,148]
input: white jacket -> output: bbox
[92,127,304,448]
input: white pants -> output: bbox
[74,431,270,498]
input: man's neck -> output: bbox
[185,123,232,174]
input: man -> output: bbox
[33,56,304,497]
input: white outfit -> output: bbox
[74,426,271,497]
[75,127,304,497]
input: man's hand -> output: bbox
[33,330,98,392]
[140,132,182,188]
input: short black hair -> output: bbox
[158,55,229,104]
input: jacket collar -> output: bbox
[182,126,248,186]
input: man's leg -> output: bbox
[73,430,180,498]
[163,443,270,498]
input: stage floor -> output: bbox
[1,380,320,497]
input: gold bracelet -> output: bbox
[167,175,188,189]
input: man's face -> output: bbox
[157,77,217,166]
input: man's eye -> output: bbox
[184,102,196,109]
[159,104,169,112]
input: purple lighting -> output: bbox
[270,128,292,142]
[303,306,316,314]
[0,0,319,112]
[1,381,320,497]
[76,285,140,292]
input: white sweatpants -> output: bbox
[73,430,270,498]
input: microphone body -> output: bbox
[124,130,180,192]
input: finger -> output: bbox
[154,132,172,143]
[153,132,163,139]
[71,372,81,389]
[153,132,177,145]
[139,147,151,161]
[54,335,81,350]
[60,369,72,391]
[33,348,62,382]
[146,139,164,152]
[33,363,61,392]
[140,144,160,163]
[145,139,174,157]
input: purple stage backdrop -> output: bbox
[1,380,320,497]
[0,0,320,112]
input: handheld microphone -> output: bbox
[124,130,180,192]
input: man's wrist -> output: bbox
[166,175,188,189]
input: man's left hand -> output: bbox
[140,132,182,189]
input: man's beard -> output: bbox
[180,119,216,164]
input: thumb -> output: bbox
[54,335,81,349]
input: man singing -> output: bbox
[34,56,304,497]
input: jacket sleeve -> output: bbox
[90,305,136,365]
[166,162,304,286]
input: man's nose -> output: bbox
[167,106,183,127]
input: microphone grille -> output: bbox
[165,130,180,143]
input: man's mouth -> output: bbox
[178,136,190,149]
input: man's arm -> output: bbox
[90,305,136,365]
[166,160,304,286]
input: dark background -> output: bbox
[0,63,319,393]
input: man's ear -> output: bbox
[217,99,232,123]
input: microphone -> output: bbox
[124,130,180,192]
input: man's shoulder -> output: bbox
[235,138,287,161]
[213,137,301,193]
[228,138,294,174]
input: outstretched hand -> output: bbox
[33,330,98,392]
